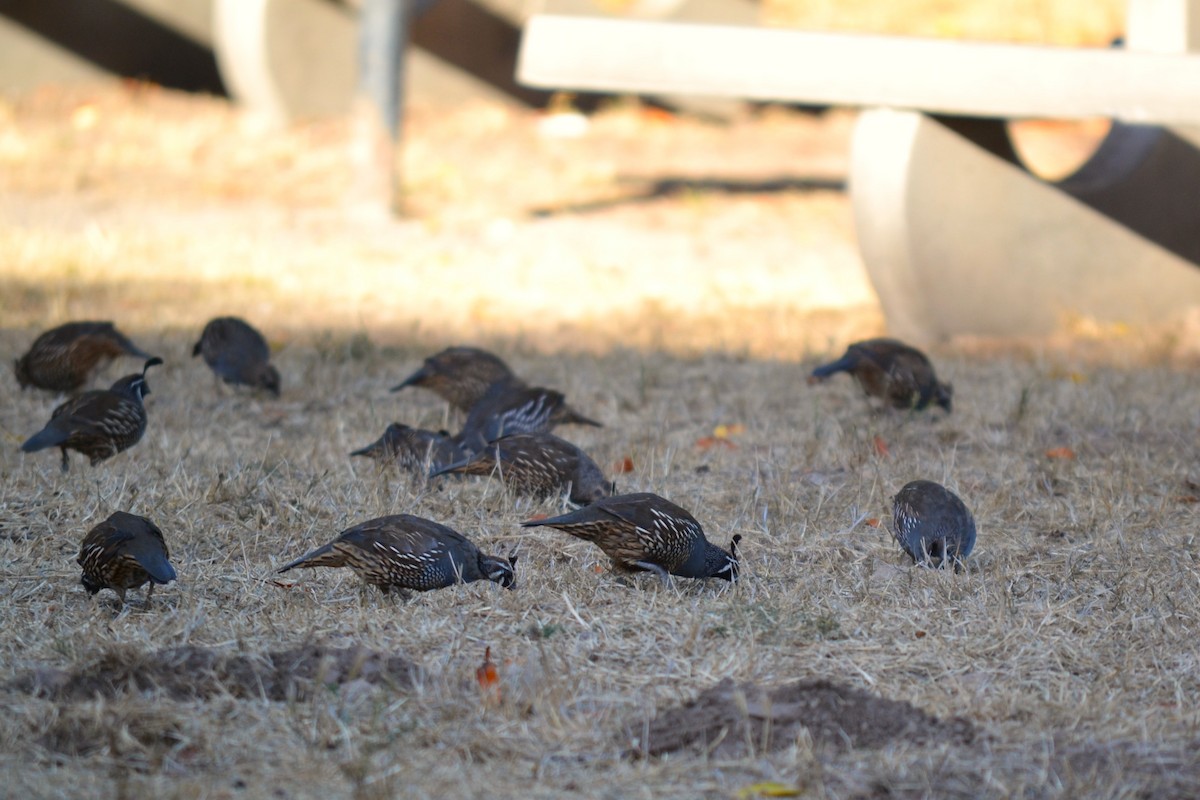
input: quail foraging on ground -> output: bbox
[276,514,517,597]
[430,432,614,506]
[522,492,740,582]
[455,378,602,454]
[889,480,976,569]
[350,423,467,475]
[21,358,163,472]
[192,316,280,395]
[809,338,952,412]
[391,346,517,411]
[77,511,177,605]
[14,321,156,393]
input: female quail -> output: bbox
[809,338,952,412]
[455,378,602,455]
[390,346,516,411]
[430,431,614,506]
[21,357,162,472]
[14,320,156,393]
[889,480,976,569]
[77,511,177,605]
[522,492,740,582]
[192,316,280,395]
[276,514,517,597]
[350,422,467,475]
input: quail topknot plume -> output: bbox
[14,321,157,394]
[391,346,516,411]
[350,423,467,476]
[21,357,163,472]
[808,338,952,412]
[77,511,177,605]
[277,514,517,597]
[888,480,976,570]
[429,431,614,506]
[521,492,740,582]
[192,316,280,396]
[455,378,602,455]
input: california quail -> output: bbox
[77,511,177,605]
[276,514,517,597]
[350,423,467,475]
[14,321,156,393]
[391,346,516,411]
[192,316,280,395]
[430,432,614,506]
[21,358,163,472]
[809,338,952,412]
[455,378,602,455]
[521,492,740,582]
[888,480,976,569]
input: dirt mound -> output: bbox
[14,643,418,702]
[632,678,977,759]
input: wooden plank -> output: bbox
[518,14,1200,124]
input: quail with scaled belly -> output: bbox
[350,423,467,476]
[276,514,517,597]
[521,492,740,582]
[192,316,280,395]
[77,511,177,605]
[429,431,614,506]
[809,338,952,412]
[14,321,156,394]
[889,480,976,570]
[391,346,516,411]
[455,378,602,454]
[21,358,163,472]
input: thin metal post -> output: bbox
[354,0,407,215]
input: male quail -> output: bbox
[430,431,614,506]
[889,480,976,569]
[350,423,467,476]
[391,346,516,411]
[521,492,740,582]
[77,511,177,605]
[455,378,602,455]
[21,357,163,472]
[14,321,156,393]
[192,316,280,395]
[809,338,952,412]
[277,514,517,597]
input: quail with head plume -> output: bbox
[391,346,516,411]
[77,511,177,605]
[14,321,157,394]
[21,358,163,472]
[430,431,614,506]
[809,338,952,412]
[276,514,517,597]
[350,423,466,475]
[192,316,280,395]
[889,480,976,569]
[455,378,602,455]
[521,492,740,582]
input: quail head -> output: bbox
[77,511,177,605]
[350,423,467,476]
[390,346,516,411]
[888,480,976,570]
[192,316,280,395]
[809,338,952,412]
[14,321,156,394]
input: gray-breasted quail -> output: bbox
[277,514,517,597]
[14,321,156,394]
[350,423,467,476]
[889,480,976,569]
[521,492,740,582]
[77,511,177,605]
[192,316,280,395]
[391,346,516,411]
[21,358,163,472]
[809,338,952,412]
[455,378,602,455]
[430,431,614,506]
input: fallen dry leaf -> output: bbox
[864,518,881,528]
[696,437,738,450]
[873,434,890,458]
[476,646,501,705]
[613,457,635,474]
[736,781,803,798]
[1045,446,1077,460]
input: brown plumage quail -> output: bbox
[888,480,976,569]
[390,346,516,411]
[809,338,952,412]
[455,378,602,455]
[277,514,517,597]
[350,423,467,475]
[14,321,156,393]
[77,511,177,605]
[521,492,740,582]
[192,316,280,395]
[430,432,614,506]
[21,358,162,472]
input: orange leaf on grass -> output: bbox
[1045,447,1076,460]
[613,457,635,474]
[696,436,737,450]
[873,435,890,458]
[477,646,501,704]
[864,518,881,528]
